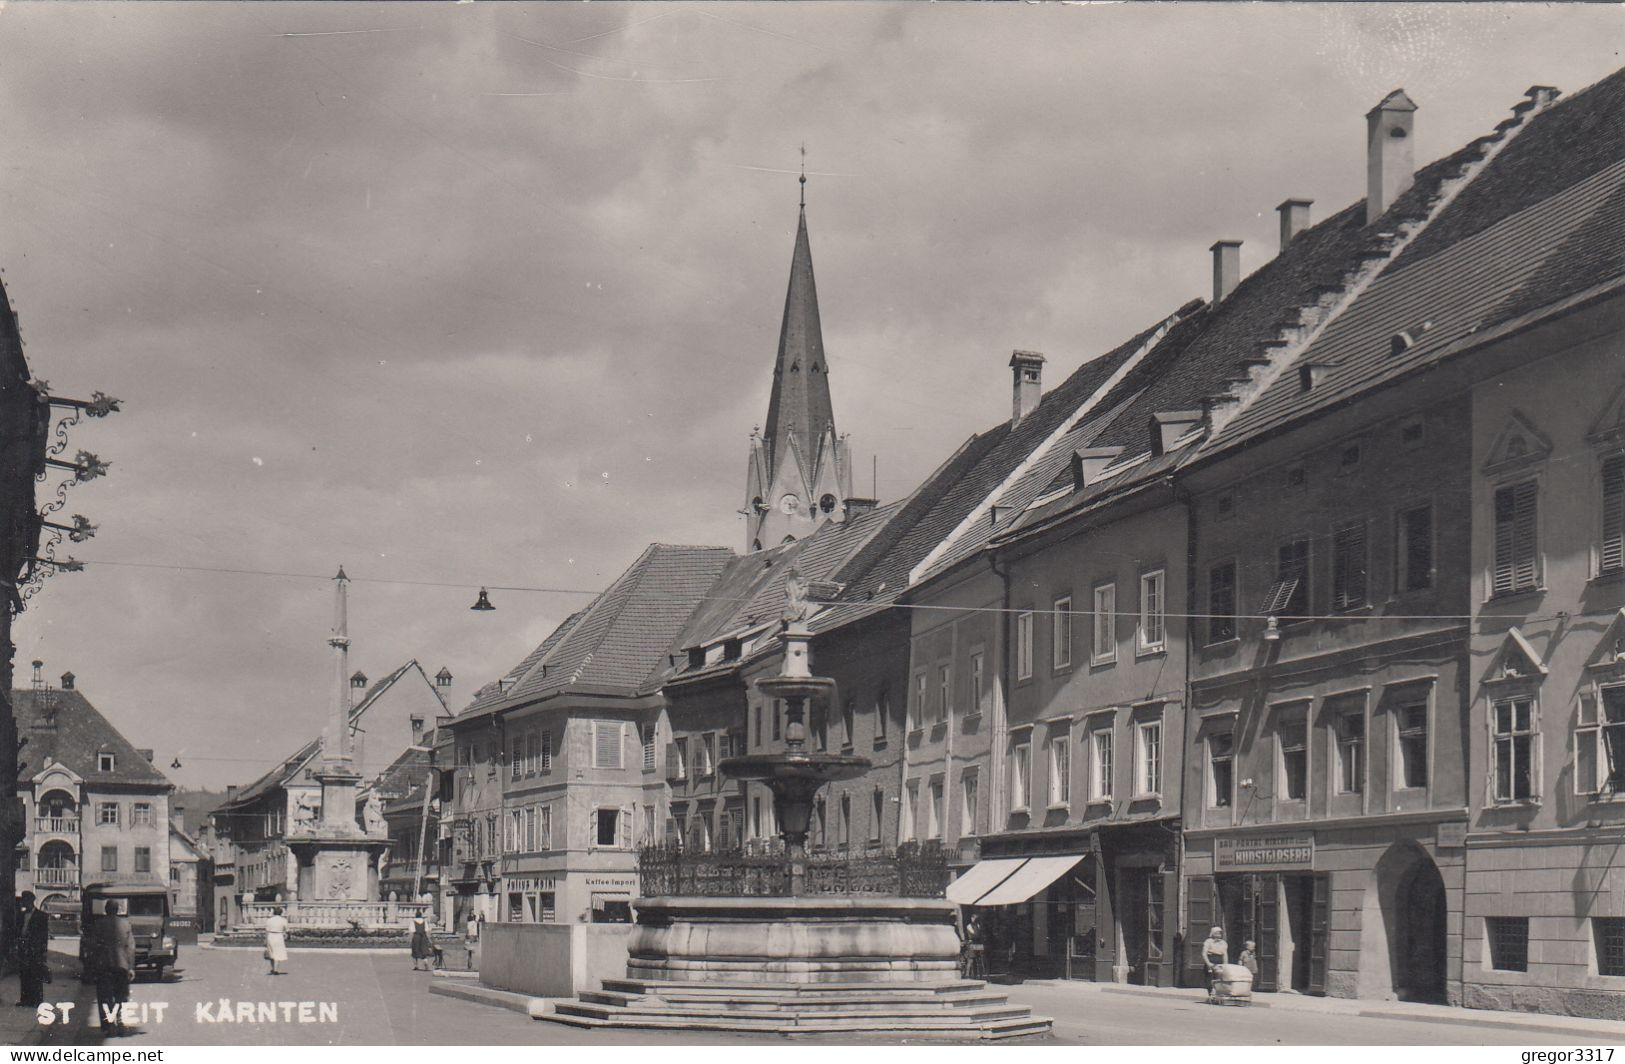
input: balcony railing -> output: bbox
[34,817,79,835]
[240,900,432,928]
[638,841,949,899]
[35,866,80,888]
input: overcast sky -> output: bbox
[3,2,1621,790]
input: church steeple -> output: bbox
[744,175,855,551]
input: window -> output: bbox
[642,725,656,770]
[100,846,117,872]
[97,802,118,827]
[875,692,890,742]
[842,700,855,748]
[1278,713,1308,801]
[1208,562,1237,643]
[1092,584,1117,664]
[1577,685,1625,795]
[968,651,985,717]
[698,733,714,776]
[1397,503,1434,591]
[1334,704,1364,794]
[1397,701,1429,789]
[1331,523,1369,610]
[910,674,925,732]
[1136,719,1162,796]
[132,803,154,827]
[839,794,851,848]
[1486,917,1529,972]
[753,704,762,748]
[1604,456,1625,576]
[936,665,951,725]
[541,731,552,771]
[1045,731,1070,807]
[1208,732,1234,808]
[512,735,524,780]
[539,893,556,923]
[672,738,688,780]
[1010,742,1031,813]
[507,811,520,853]
[960,771,978,836]
[1492,480,1539,596]
[1052,596,1073,669]
[1138,571,1166,653]
[595,808,620,848]
[1492,695,1536,802]
[593,721,624,769]
[902,781,918,842]
[641,805,654,847]
[1015,612,1034,680]
[98,753,114,773]
[870,788,884,842]
[134,848,151,874]
[1263,540,1309,620]
[1090,730,1114,802]
[1595,918,1625,977]
[773,701,782,741]
[928,780,943,840]
[509,893,525,922]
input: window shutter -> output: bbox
[619,805,633,849]
[594,721,622,769]
[1332,524,1367,609]
[1603,457,1625,574]
[666,741,679,780]
[1513,482,1538,589]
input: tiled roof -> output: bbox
[12,688,172,788]
[456,609,586,718]
[471,544,734,712]
[1207,70,1625,453]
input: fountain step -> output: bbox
[569,996,1030,1021]
[602,977,984,997]
[579,989,1012,1012]
[543,1002,1052,1039]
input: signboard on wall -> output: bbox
[1215,834,1314,871]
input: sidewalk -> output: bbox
[0,940,99,1046]
[1004,978,1625,1042]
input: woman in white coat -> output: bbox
[264,906,289,975]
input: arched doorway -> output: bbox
[1377,842,1447,1002]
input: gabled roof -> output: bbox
[463,543,735,716]
[1206,70,1625,453]
[12,687,171,789]
[217,659,432,812]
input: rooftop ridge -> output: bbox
[1203,84,1560,439]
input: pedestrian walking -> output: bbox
[93,900,134,1037]
[465,910,480,941]
[14,892,50,1008]
[263,906,289,976]
[410,914,433,972]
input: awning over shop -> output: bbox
[967,855,1084,907]
[945,857,1028,905]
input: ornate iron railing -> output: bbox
[638,841,949,898]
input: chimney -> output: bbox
[1366,89,1418,224]
[1210,241,1242,303]
[1009,350,1045,426]
[434,666,453,709]
[1277,199,1313,252]
[226,784,239,804]
[1526,85,1559,109]
[843,497,878,516]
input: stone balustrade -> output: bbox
[240,900,431,928]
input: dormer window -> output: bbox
[98,753,115,773]
[820,494,837,514]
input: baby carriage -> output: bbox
[1207,962,1254,1006]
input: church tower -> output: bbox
[743,174,857,551]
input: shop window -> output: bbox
[1139,570,1166,653]
[1092,584,1116,664]
[1015,612,1034,680]
[1208,562,1237,643]
[1577,685,1625,795]
[1492,480,1539,596]
[539,892,556,923]
[1486,917,1529,972]
[1396,503,1434,591]
[508,893,524,922]
[1397,702,1429,789]
[1208,732,1234,808]
[1089,730,1113,802]
[1492,696,1537,802]
[1278,714,1308,801]
[1010,743,1031,813]
[1331,523,1368,611]
[1053,596,1073,669]
[1595,918,1625,977]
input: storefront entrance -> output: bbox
[1378,841,1446,1002]
[1200,871,1329,994]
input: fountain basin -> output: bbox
[719,752,872,785]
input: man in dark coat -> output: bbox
[15,892,50,1007]
[92,900,134,1036]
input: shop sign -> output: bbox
[585,875,637,888]
[1215,834,1314,871]
[504,877,558,892]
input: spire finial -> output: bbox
[799,142,806,210]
